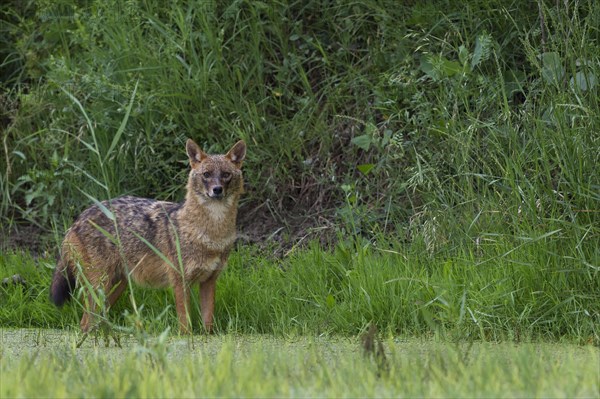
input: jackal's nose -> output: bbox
[212,186,223,196]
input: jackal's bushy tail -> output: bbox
[50,256,75,306]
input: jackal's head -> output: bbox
[186,139,246,202]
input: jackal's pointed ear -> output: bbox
[226,140,246,168]
[186,139,207,165]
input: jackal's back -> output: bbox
[64,196,181,287]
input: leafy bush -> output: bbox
[0,0,597,272]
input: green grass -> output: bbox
[2,240,598,342]
[1,330,598,398]
[0,2,599,394]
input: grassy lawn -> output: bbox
[1,1,599,397]
[1,244,598,396]
[1,329,598,398]
[1,244,598,341]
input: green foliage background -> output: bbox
[2,0,598,241]
[0,1,598,339]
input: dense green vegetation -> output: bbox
[1,242,598,341]
[1,2,598,397]
[2,0,597,242]
[0,0,598,342]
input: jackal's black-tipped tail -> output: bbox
[50,257,75,306]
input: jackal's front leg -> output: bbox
[200,272,219,333]
[173,280,191,334]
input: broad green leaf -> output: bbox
[381,129,393,147]
[458,45,469,65]
[441,58,462,77]
[420,54,462,80]
[570,71,597,91]
[540,52,564,85]
[325,294,335,309]
[419,55,438,80]
[351,134,372,151]
[357,163,375,175]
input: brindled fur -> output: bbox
[50,139,246,333]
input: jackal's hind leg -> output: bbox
[106,278,127,309]
[80,293,97,333]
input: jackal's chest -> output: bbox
[184,254,226,283]
[177,227,236,283]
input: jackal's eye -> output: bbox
[203,172,211,178]
[222,172,231,179]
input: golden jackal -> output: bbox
[50,139,246,334]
